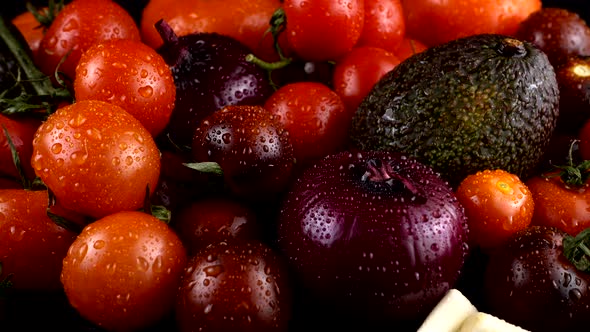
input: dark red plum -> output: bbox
[276,151,469,329]
[155,20,274,148]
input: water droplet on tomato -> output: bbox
[112,157,120,166]
[70,151,88,165]
[136,257,149,271]
[50,143,62,154]
[140,69,148,78]
[93,240,106,249]
[125,156,133,166]
[77,243,88,260]
[222,133,231,144]
[152,255,163,272]
[69,113,87,128]
[138,86,153,98]
[204,304,213,314]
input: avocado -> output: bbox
[349,34,559,186]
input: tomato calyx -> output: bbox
[46,190,84,234]
[0,14,72,117]
[564,228,590,273]
[26,0,65,29]
[543,140,590,188]
[245,7,292,88]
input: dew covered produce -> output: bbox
[4,0,590,331]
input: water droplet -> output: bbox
[203,279,210,286]
[62,19,79,32]
[69,113,87,127]
[78,243,88,260]
[138,86,153,98]
[136,257,149,271]
[50,143,62,154]
[204,304,213,314]
[222,133,231,144]
[70,151,88,165]
[93,240,105,249]
[140,69,148,78]
[204,264,224,277]
[152,255,163,272]
[125,156,133,166]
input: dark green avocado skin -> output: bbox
[349,34,559,187]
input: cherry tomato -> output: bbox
[393,37,428,62]
[36,0,140,81]
[31,100,161,219]
[61,210,187,331]
[527,173,590,236]
[141,0,282,61]
[0,189,78,291]
[263,82,349,168]
[0,114,41,182]
[283,0,365,61]
[74,38,176,137]
[402,0,541,47]
[11,9,45,56]
[455,169,534,249]
[191,105,295,201]
[333,46,400,112]
[175,239,292,332]
[173,197,261,255]
[355,0,405,53]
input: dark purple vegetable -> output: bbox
[155,19,274,148]
[276,150,469,330]
[483,225,590,332]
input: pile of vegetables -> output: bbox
[3,0,590,331]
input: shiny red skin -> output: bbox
[277,150,469,328]
[173,197,261,255]
[175,239,292,332]
[283,0,365,62]
[0,114,41,181]
[0,189,78,291]
[191,105,295,201]
[263,82,349,169]
[333,46,400,112]
[484,225,590,331]
[61,211,188,331]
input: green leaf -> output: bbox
[1,124,30,189]
[563,228,590,273]
[183,161,224,176]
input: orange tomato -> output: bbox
[140,0,282,60]
[402,0,541,47]
[456,169,534,249]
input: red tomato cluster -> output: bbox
[5,0,590,331]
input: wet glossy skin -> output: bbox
[277,151,469,328]
[175,239,292,332]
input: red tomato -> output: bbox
[0,189,78,291]
[263,82,349,168]
[455,169,534,249]
[333,46,400,112]
[527,174,590,236]
[61,210,187,331]
[175,239,292,332]
[141,0,283,61]
[0,114,41,182]
[11,9,45,56]
[355,0,405,53]
[393,37,428,62]
[74,39,176,137]
[31,100,161,219]
[284,0,365,61]
[402,0,541,47]
[173,197,261,255]
[36,0,140,81]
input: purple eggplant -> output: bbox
[277,150,469,330]
[155,19,274,148]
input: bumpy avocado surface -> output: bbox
[349,34,559,186]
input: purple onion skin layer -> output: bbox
[277,150,469,329]
[156,20,274,148]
